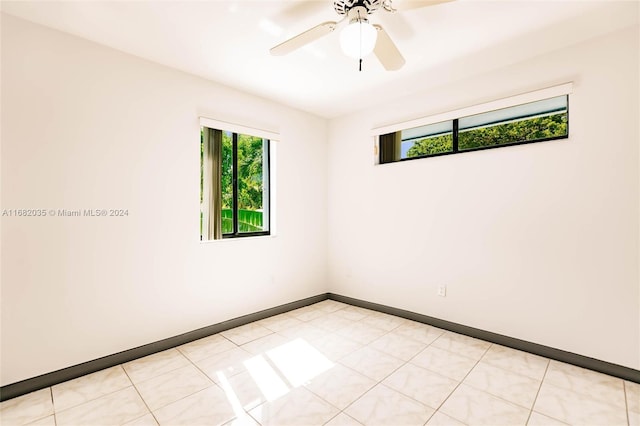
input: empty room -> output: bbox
[1,0,639,425]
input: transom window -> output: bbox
[379,95,568,164]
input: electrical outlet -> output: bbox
[438,285,447,297]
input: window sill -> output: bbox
[199,234,276,244]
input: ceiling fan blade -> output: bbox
[373,25,405,71]
[391,0,454,11]
[270,21,337,56]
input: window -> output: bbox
[201,127,270,240]
[380,120,453,162]
[378,95,568,164]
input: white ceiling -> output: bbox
[1,1,637,118]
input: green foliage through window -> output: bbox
[201,127,270,240]
[222,209,263,233]
[459,113,567,151]
[236,134,265,214]
[379,95,568,164]
[406,134,453,157]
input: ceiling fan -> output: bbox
[270,0,453,71]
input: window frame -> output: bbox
[373,83,572,165]
[224,132,271,239]
[199,117,277,242]
[379,96,569,164]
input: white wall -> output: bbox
[327,26,639,369]
[2,13,639,388]
[0,14,328,386]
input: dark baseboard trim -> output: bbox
[328,293,640,384]
[0,293,329,402]
[3,291,638,402]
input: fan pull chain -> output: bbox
[358,9,363,72]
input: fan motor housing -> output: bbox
[333,0,382,15]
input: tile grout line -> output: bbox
[403,332,446,365]
[208,302,357,424]
[381,360,463,415]
[286,307,389,422]
[48,306,424,424]
[372,329,438,407]
[374,327,454,424]
[221,326,276,347]
[335,324,439,421]
[255,305,364,425]
[120,365,162,426]
[304,363,377,422]
[474,349,550,382]
[131,349,197,386]
[539,363,629,424]
[321,410,359,426]
[424,342,493,425]
[49,387,57,426]
[6,295,639,405]
[453,351,549,413]
[48,368,144,419]
[524,358,550,425]
[182,339,259,425]
[12,300,633,425]
[524,362,577,425]
[437,337,557,412]
[304,312,406,419]
[331,296,640,384]
[220,310,346,425]
[623,381,630,426]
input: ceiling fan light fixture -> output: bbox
[339,19,378,59]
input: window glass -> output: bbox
[237,134,268,234]
[221,131,234,234]
[200,127,270,240]
[403,120,453,159]
[378,95,568,165]
[379,120,453,163]
[458,96,567,150]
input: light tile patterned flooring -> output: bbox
[1,300,638,426]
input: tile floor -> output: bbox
[1,300,638,426]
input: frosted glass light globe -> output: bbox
[339,20,377,59]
